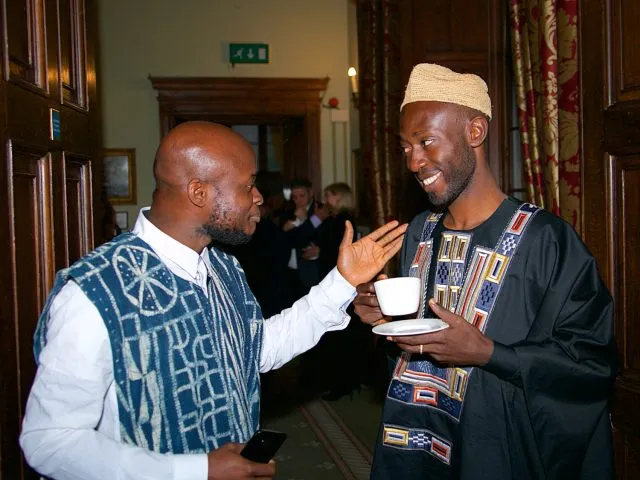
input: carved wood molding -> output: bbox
[150,76,329,95]
[149,76,329,114]
[149,76,329,190]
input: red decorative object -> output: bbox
[328,97,339,108]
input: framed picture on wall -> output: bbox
[104,148,136,204]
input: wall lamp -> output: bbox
[348,66,359,107]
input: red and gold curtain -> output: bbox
[509,0,581,232]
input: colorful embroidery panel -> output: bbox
[382,424,452,465]
[390,336,470,421]
[409,213,442,317]
[435,232,471,312]
[388,204,540,423]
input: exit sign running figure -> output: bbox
[229,43,269,64]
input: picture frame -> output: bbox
[115,211,129,231]
[104,148,136,204]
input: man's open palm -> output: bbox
[337,220,407,287]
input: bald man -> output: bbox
[20,122,407,480]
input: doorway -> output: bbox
[150,77,329,197]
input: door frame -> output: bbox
[149,76,329,195]
[580,0,640,476]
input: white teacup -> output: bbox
[373,277,421,316]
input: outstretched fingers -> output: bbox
[367,220,400,242]
[381,235,405,262]
[376,223,407,248]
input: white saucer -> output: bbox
[372,318,449,336]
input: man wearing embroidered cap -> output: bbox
[354,63,617,479]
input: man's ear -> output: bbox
[467,115,489,148]
[187,179,207,207]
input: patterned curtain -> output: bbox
[509,0,581,233]
[357,0,403,230]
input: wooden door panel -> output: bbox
[608,2,640,477]
[613,156,640,371]
[582,0,640,476]
[613,380,640,478]
[1,0,101,476]
[5,0,46,87]
[61,109,93,149]
[5,84,55,144]
[10,143,55,412]
[65,153,92,264]
[59,0,87,108]
[451,1,490,53]
[410,0,452,52]
[282,117,309,183]
[611,0,640,102]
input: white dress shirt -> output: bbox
[20,208,356,480]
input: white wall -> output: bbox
[98,0,353,219]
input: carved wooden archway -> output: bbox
[149,76,329,193]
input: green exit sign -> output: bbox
[229,43,269,64]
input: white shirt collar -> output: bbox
[131,207,212,281]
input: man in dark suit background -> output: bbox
[282,178,324,299]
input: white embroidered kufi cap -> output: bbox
[400,63,492,119]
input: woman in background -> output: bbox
[302,182,356,278]
[302,183,367,401]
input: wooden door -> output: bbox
[150,77,327,199]
[0,0,102,478]
[581,0,640,477]
[282,116,310,184]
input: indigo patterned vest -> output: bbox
[34,234,263,454]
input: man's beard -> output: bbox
[427,143,476,209]
[199,208,252,245]
[201,223,251,245]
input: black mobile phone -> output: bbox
[240,429,287,463]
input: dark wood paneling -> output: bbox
[411,1,452,52]
[611,0,640,103]
[52,150,68,271]
[5,0,46,87]
[59,0,87,108]
[580,0,609,271]
[11,145,55,406]
[396,0,508,221]
[581,0,640,476]
[59,0,75,94]
[604,102,640,155]
[612,375,640,478]
[65,153,92,264]
[452,1,490,52]
[613,156,640,371]
[408,0,490,54]
[0,0,102,477]
[5,144,56,480]
[86,0,102,249]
